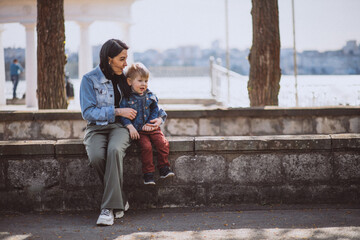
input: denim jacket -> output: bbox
[119,89,164,131]
[80,66,166,126]
[80,66,117,125]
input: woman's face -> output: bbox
[109,50,128,75]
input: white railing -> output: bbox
[209,56,246,106]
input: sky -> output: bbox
[2,0,360,53]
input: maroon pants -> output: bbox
[138,129,170,174]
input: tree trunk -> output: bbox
[37,0,67,109]
[248,0,281,107]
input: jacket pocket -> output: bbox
[127,99,138,110]
[94,84,108,107]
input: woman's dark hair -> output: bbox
[99,39,131,98]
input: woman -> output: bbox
[80,39,165,226]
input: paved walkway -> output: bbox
[1,205,360,240]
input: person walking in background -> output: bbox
[10,59,24,99]
[119,62,174,185]
[80,39,166,226]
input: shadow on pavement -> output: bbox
[1,205,360,240]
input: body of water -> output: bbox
[5,75,360,109]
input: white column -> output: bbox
[22,22,37,108]
[119,22,133,65]
[0,24,6,105]
[77,21,93,79]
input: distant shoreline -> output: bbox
[6,75,360,109]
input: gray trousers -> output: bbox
[84,123,130,210]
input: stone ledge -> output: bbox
[0,110,83,122]
[167,137,194,152]
[1,134,359,156]
[0,111,35,122]
[55,137,195,155]
[0,140,56,156]
[0,107,359,122]
[330,133,360,149]
[195,135,332,152]
[167,107,360,118]
[55,139,86,155]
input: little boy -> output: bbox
[120,62,174,184]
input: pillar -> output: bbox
[77,21,93,79]
[119,22,133,65]
[0,24,6,105]
[22,22,37,108]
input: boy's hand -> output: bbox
[144,118,162,130]
[127,125,140,140]
[142,125,153,132]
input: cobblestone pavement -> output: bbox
[1,205,360,240]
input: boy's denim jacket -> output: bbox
[119,89,165,131]
[80,66,166,126]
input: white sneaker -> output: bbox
[115,211,124,219]
[96,209,114,226]
[115,201,129,219]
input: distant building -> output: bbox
[342,40,360,55]
[280,40,360,75]
[211,40,221,50]
[178,45,201,66]
[4,40,360,78]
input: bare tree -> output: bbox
[37,0,67,109]
[248,0,281,106]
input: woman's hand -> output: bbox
[127,125,140,140]
[144,117,162,131]
[115,108,137,120]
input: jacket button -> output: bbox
[110,94,113,97]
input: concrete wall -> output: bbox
[0,134,359,211]
[0,107,359,140]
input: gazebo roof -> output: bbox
[0,0,137,24]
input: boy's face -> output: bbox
[127,75,148,95]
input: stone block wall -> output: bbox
[0,110,86,140]
[0,134,359,211]
[0,107,359,140]
[164,108,360,136]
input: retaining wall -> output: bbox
[0,107,359,140]
[0,134,359,211]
